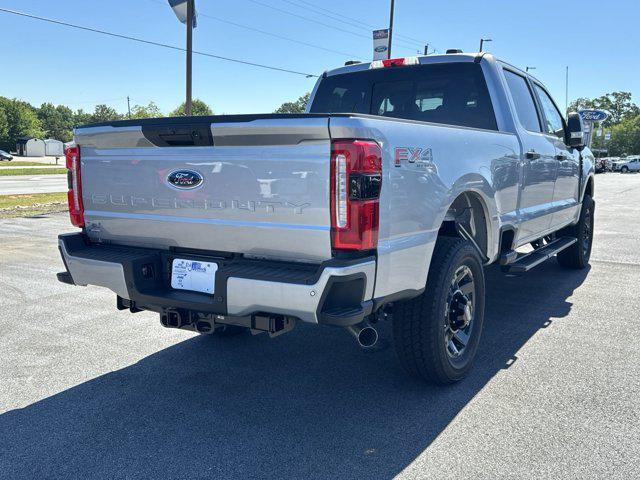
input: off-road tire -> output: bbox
[393,237,486,385]
[557,194,594,269]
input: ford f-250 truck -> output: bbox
[57,52,594,384]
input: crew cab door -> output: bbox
[503,69,558,242]
[532,82,581,228]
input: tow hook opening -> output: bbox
[160,308,187,329]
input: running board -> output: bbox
[502,237,577,274]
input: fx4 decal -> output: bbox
[394,147,434,168]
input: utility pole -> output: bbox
[127,96,131,118]
[565,66,569,115]
[424,44,429,55]
[388,0,395,59]
[479,38,492,52]
[525,66,536,73]
[186,0,194,116]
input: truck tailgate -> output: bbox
[76,116,333,262]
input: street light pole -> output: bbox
[186,0,194,116]
[565,66,569,115]
[388,0,395,59]
[525,66,536,73]
[479,38,492,52]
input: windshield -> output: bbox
[310,62,497,131]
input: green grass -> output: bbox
[0,161,62,167]
[0,168,67,176]
[0,192,68,218]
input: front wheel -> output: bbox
[393,237,485,385]
[621,166,629,173]
[557,194,594,269]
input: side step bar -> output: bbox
[502,237,577,275]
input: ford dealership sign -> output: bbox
[579,110,609,122]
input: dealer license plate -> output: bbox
[171,258,218,295]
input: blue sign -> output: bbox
[579,110,609,122]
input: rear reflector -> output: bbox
[330,140,382,251]
[65,146,84,227]
[370,56,419,69]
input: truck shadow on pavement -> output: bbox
[0,261,589,479]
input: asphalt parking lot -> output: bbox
[0,174,638,479]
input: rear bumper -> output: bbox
[58,233,375,325]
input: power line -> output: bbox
[278,0,420,51]
[281,0,434,49]
[245,0,421,54]
[143,0,360,58]
[0,7,318,78]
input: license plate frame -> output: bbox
[171,258,218,295]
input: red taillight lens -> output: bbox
[330,140,382,251]
[65,146,84,227]
[382,58,406,67]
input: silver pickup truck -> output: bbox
[57,52,595,384]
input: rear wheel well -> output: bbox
[438,192,489,259]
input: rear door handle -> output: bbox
[525,150,541,160]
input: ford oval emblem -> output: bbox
[167,169,204,190]
[375,46,388,53]
[579,109,609,122]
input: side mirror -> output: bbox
[566,112,585,150]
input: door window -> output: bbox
[534,84,565,139]
[503,70,541,132]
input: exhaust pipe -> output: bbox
[347,322,379,349]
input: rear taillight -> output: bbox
[65,146,84,227]
[330,140,382,251]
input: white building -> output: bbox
[44,139,65,157]
[16,137,46,157]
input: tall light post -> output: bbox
[168,0,196,116]
[388,0,395,59]
[186,0,193,115]
[565,66,569,115]
[525,66,536,73]
[479,38,492,52]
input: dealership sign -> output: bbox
[373,29,390,61]
[579,110,609,122]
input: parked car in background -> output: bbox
[610,157,626,171]
[595,159,607,173]
[0,150,13,161]
[619,156,640,173]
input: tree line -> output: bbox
[0,97,213,152]
[7,90,634,156]
[568,91,640,156]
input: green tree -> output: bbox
[90,104,123,124]
[130,101,163,119]
[170,99,213,117]
[37,103,75,142]
[607,115,640,157]
[73,109,93,127]
[0,97,44,152]
[569,91,639,127]
[274,93,310,114]
[0,108,8,150]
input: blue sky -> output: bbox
[1,0,638,115]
